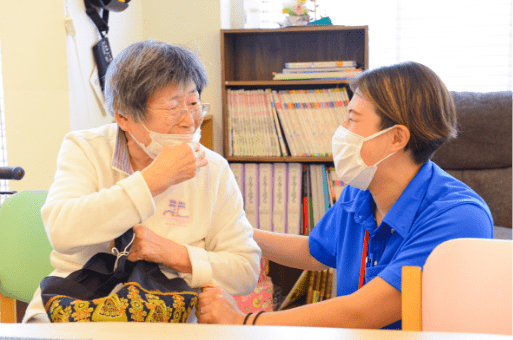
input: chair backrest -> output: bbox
[432,91,512,229]
[0,190,54,303]
[422,238,512,335]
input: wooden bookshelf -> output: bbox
[220,26,368,307]
[221,25,368,161]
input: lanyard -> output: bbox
[358,230,370,289]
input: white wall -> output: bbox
[65,0,144,131]
[0,0,230,192]
[142,1,224,153]
[0,1,70,192]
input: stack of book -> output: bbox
[272,61,363,81]
[226,87,350,157]
[229,163,344,235]
[277,268,335,310]
[230,161,345,310]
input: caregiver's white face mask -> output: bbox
[331,125,397,191]
[129,124,202,159]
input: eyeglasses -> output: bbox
[150,103,211,124]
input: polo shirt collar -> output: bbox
[338,189,376,229]
[382,161,434,238]
[337,161,434,238]
[112,126,133,175]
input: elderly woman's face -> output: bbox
[144,81,203,135]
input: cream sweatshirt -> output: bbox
[23,123,261,322]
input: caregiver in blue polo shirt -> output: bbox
[196,61,493,329]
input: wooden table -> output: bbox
[0,323,510,340]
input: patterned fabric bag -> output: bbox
[40,228,198,322]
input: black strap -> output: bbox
[84,0,109,38]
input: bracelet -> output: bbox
[243,312,253,325]
[252,311,265,325]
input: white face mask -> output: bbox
[332,125,397,191]
[129,124,202,159]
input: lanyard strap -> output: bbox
[359,229,370,289]
[84,0,110,38]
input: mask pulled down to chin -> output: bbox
[129,125,202,159]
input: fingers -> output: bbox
[108,239,115,251]
[187,143,208,173]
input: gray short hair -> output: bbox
[104,40,208,122]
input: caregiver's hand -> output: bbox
[196,286,246,325]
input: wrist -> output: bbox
[243,311,266,325]
[242,313,253,325]
[165,243,192,274]
[141,167,164,197]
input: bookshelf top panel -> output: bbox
[221,26,368,83]
[220,25,368,34]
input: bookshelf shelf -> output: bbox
[226,156,333,163]
[220,26,368,309]
[225,80,354,86]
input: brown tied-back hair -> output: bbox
[351,61,458,165]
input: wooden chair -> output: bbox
[0,190,53,323]
[402,238,512,335]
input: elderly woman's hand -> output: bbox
[110,224,192,273]
[196,286,246,325]
[142,142,208,196]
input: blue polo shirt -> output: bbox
[309,160,493,329]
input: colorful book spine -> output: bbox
[273,70,362,80]
[281,67,360,73]
[285,61,357,69]
[266,89,289,156]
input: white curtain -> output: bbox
[247,0,513,92]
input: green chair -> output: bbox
[0,190,54,323]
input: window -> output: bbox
[245,0,513,92]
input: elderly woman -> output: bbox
[197,61,493,329]
[23,40,261,323]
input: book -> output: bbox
[307,166,315,235]
[272,163,287,234]
[281,67,360,73]
[286,163,302,235]
[261,89,284,156]
[227,89,234,156]
[321,164,331,212]
[309,165,321,226]
[244,163,259,229]
[271,90,298,156]
[311,270,322,303]
[325,268,334,300]
[267,89,289,156]
[302,164,310,236]
[277,270,311,311]
[280,90,310,156]
[258,163,273,232]
[229,163,245,197]
[318,269,328,302]
[285,61,357,69]
[273,69,362,81]
[306,270,316,304]
[328,166,345,201]
[296,90,324,156]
